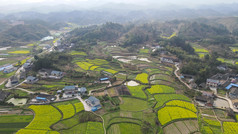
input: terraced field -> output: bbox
[135,73,149,84]
[154,94,191,108]
[147,85,175,94]
[108,123,142,134]
[53,102,75,119]
[127,85,147,99]
[0,115,33,134]
[158,106,197,126]
[120,97,149,111]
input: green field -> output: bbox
[70,51,87,56]
[223,122,238,134]
[120,97,149,111]
[145,68,171,75]
[161,32,177,39]
[72,101,84,113]
[8,50,30,54]
[8,89,29,97]
[87,59,109,65]
[154,94,191,108]
[0,115,33,134]
[60,122,87,134]
[54,102,75,119]
[158,106,197,126]
[90,66,99,70]
[139,49,149,54]
[127,85,147,99]
[147,85,175,94]
[86,122,104,134]
[60,122,104,134]
[76,62,94,70]
[24,105,62,130]
[135,73,149,84]
[165,100,197,112]
[108,123,142,134]
[191,43,209,58]
[217,58,234,64]
[104,69,118,74]
[230,47,238,52]
[17,129,60,134]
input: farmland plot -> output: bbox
[54,102,75,119]
[135,73,149,84]
[147,85,175,94]
[154,94,191,108]
[158,106,197,126]
[18,105,61,132]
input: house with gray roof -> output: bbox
[38,69,63,79]
[23,62,32,69]
[25,76,38,84]
[78,87,87,96]
[229,87,238,99]
[85,96,101,108]
[206,73,230,88]
[49,71,63,79]
[3,66,17,73]
[63,85,78,96]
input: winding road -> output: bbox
[174,63,238,113]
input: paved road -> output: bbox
[174,63,238,113]
[77,96,91,111]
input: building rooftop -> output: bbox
[230,87,238,95]
[26,76,37,81]
[51,71,62,75]
[87,96,100,105]
[226,83,238,90]
[63,85,76,90]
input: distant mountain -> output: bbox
[1,3,238,26]
[0,24,50,46]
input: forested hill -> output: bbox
[179,22,230,40]
[0,24,50,46]
[69,22,130,43]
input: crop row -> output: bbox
[158,106,197,126]
[165,100,197,112]
[154,94,191,108]
[147,85,175,94]
[135,73,149,84]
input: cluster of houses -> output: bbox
[195,91,215,107]
[21,69,64,85]
[57,85,87,98]
[30,85,102,111]
[31,93,56,104]
[205,73,238,99]
[53,39,75,52]
[160,56,179,64]
[5,60,33,88]
[38,69,64,79]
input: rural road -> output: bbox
[174,63,238,113]
[77,96,91,111]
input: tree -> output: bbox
[34,55,39,60]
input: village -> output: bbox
[1,21,238,134]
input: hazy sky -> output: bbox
[1,0,238,6]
